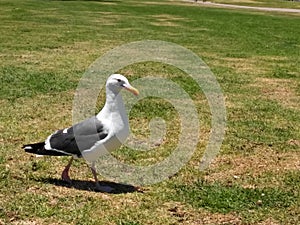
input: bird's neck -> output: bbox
[96,89,126,118]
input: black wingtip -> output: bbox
[23,142,44,151]
[23,142,69,156]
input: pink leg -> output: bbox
[90,164,114,192]
[90,164,100,187]
[61,157,73,184]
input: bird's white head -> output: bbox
[106,74,139,96]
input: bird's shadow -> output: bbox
[33,177,142,194]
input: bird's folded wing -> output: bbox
[46,116,109,156]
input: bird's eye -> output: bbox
[116,79,122,82]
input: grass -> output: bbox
[173,180,296,213]
[0,0,299,224]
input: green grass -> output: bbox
[0,0,299,224]
[0,66,78,100]
[173,180,296,213]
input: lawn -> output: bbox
[0,0,299,224]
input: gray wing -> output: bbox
[48,116,109,157]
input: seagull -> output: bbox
[23,74,139,191]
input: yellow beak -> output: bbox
[124,84,139,96]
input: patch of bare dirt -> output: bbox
[11,219,66,225]
[257,218,281,225]
[164,201,242,224]
[196,212,242,225]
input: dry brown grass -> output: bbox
[10,219,68,225]
[253,77,299,110]
[9,41,114,73]
[224,57,268,75]
[205,148,300,188]
[257,218,281,225]
[150,14,189,27]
